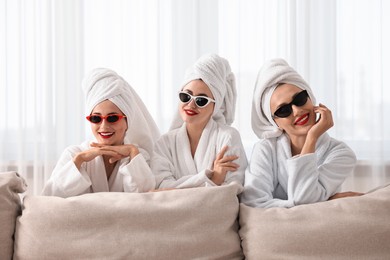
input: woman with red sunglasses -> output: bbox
[151,54,247,189]
[241,59,363,208]
[42,68,160,197]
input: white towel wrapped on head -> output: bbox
[82,68,160,156]
[170,54,236,130]
[251,58,316,139]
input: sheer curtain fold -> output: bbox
[1,0,388,195]
[1,0,85,194]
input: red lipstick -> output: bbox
[184,109,198,116]
[294,113,309,126]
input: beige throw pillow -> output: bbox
[0,171,27,260]
[14,183,243,260]
[239,183,390,260]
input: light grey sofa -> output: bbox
[1,171,389,260]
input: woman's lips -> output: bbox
[184,109,198,116]
[294,113,309,125]
[99,132,114,139]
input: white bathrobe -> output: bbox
[241,133,356,208]
[42,141,155,197]
[152,119,247,189]
[42,68,160,197]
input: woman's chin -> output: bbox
[98,139,115,146]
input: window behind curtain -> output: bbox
[1,0,388,195]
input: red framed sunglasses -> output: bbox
[86,114,127,124]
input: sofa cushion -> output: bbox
[14,183,243,260]
[0,171,27,260]
[239,183,390,260]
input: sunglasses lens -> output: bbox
[195,97,209,107]
[293,91,308,106]
[274,105,292,118]
[179,92,191,103]
[107,115,120,123]
[88,115,102,123]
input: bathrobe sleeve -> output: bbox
[216,126,247,187]
[152,125,247,189]
[286,141,356,206]
[242,137,357,208]
[241,140,294,208]
[42,144,156,197]
[119,148,156,192]
[41,145,93,198]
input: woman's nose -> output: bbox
[99,118,111,127]
[291,105,302,116]
[187,98,197,108]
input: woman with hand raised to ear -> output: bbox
[241,58,363,208]
[151,54,247,189]
[42,68,160,197]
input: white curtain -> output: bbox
[1,0,389,195]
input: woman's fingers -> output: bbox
[219,155,239,163]
[99,149,120,157]
[216,161,239,171]
[214,147,239,172]
[90,142,104,148]
[216,146,239,163]
[309,103,334,138]
[97,149,123,164]
[328,191,364,200]
[216,146,229,160]
[219,161,239,168]
[108,155,122,164]
[222,163,239,171]
[92,144,139,158]
[315,103,332,117]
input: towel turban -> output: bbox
[82,68,160,156]
[170,54,237,130]
[251,58,316,139]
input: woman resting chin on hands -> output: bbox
[42,68,160,198]
[74,142,140,169]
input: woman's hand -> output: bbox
[307,103,334,140]
[90,142,140,163]
[301,103,334,155]
[73,147,120,170]
[73,143,140,169]
[211,146,239,186]
[328,191,365,200]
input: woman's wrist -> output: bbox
[128,146,140,159]
[210,171,224,186]
[301,135,317,155]
[73,153,84,170]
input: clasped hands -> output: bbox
[73,142,139,169]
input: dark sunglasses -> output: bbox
[273,90,309,118]
[178,91,215,108]
[86,114,127,124]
